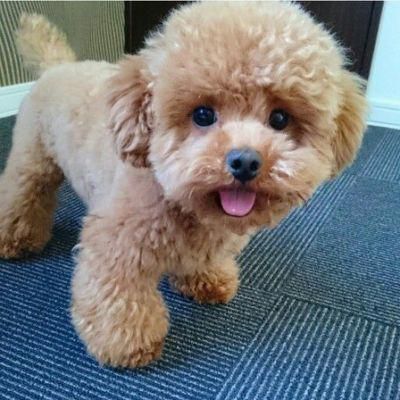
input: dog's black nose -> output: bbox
[226,148,262,183]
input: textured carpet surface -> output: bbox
[1,115,400,400]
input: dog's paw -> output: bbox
[170,264,239,304]
[72,291,169,368]
[91,338,165,368]
[75,316,167,368]
[0,199,54,259]
[0,238,24,259]
[124,340,164,368]
[0,220,50,259]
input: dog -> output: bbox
[0,1,367,368]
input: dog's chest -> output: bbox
[148,213,245,270]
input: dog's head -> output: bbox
[108,2,367,234]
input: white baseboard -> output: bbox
[0,82,35,119]
[367,98,400,130]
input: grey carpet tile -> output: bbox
[239,173,356,292]
[281,176,400,325]
[216,296,400,400]
[1,113,400,400]
[0,251,276,400]
[356,129,400,182]
[345,125,387,175]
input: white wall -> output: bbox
[367,1,400,129]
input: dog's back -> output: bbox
[15,14,120,206]
[0,14,124,258]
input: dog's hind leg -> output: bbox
[169,257,240,305]
[0,101,63,259]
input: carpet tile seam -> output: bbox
[276,291,400,329]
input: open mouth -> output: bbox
[217,187,256,217]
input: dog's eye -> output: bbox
[192,106,217,127]
[269,109,290,130]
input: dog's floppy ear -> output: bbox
[108,55,154,168]
[331,70,367,176]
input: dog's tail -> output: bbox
[16,13,76,77]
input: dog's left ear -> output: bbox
[330,70,367,176]
[108,55,154,168]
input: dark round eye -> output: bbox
[192,106,217,127]
[269,109,290,130]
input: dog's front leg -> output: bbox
[71,213,169,368]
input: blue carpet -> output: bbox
[1,115,400,400]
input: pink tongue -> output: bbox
[218,188,256,217]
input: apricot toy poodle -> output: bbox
[0,1,367,367]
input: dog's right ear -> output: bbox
[330,70,367,176]
[108,55,154,168]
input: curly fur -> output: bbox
[0,2,367,367]
[16,13,76,75]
